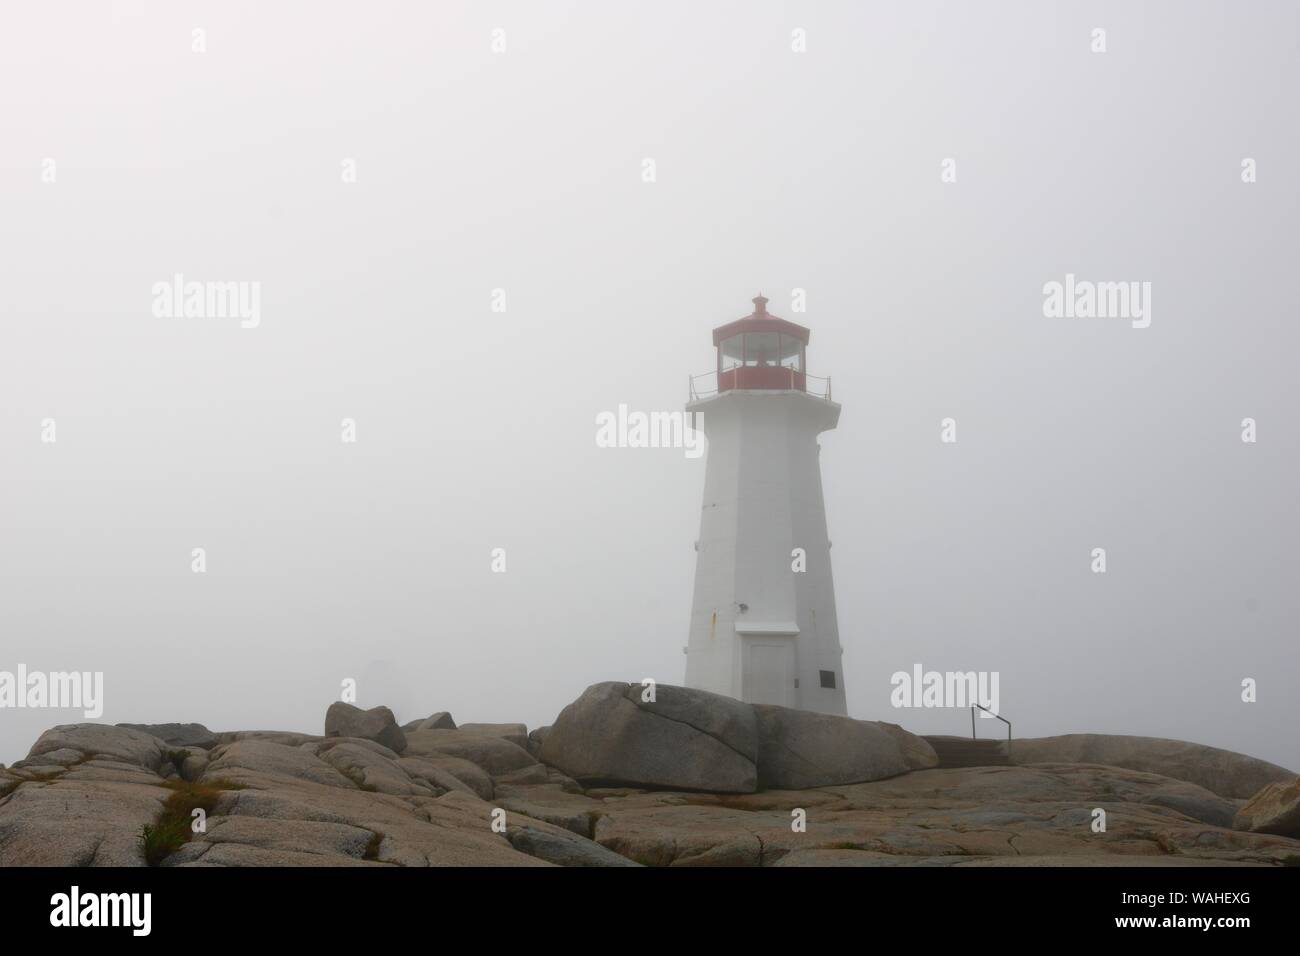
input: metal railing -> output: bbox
[970,703,1011,743]
[687,368,833,402]
[809,372,832,400]
[688,371,717,401]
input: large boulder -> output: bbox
[539,682,758,793]
[878,722,941,770]
[396,756,487,799]
[1007,734,1296,799]
[398,754,495,799]
[459,723,529,749]
[206,740,358,790]
[24,723,169,772]
[1234,778,1300,837]
[402,729,537,775]
[324,703,406,754]
[317,742,430,797]
[527,726,551,758]
[753,706,930,789]
[402,712,457,732]
[117,722,217,750]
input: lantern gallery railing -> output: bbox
[688,368,832,402]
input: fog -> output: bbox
[1,1,1296,770]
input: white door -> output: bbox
[742,638,796,708]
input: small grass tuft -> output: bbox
[138,778,247,866]
[364,830,384,861]
[140,818,191,866]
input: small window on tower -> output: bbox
[819,670,836,689]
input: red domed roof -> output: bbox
[711,295,811,346]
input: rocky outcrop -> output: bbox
[0,722,602,867]
[0,724,173,866]
[1007,734,1295,799]
[117,722,218,750]
[459,723,529,749]
[177,740,540,867]
[213,730,323,748]
[3,700,1297,868]
[316,740,430,796]
[324,703,406,754]
[540,682,759,792]
[527,726,551,757]
[25,723,169,772]
[404,729,537,775]
[753,706,936,789]
[879,721,941,770]
[588,763,1298,867]
[399,754,494,799]
[540,682,936,793]
[1235,778,1300,837]
[402,712,457,732]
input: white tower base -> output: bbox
[684,388,846,715]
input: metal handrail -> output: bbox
[809,372,832,401]
[688,371,717,402]
[970,703,1011,743]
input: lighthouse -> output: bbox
[684,296,847,715]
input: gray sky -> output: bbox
[2,1,1296,770]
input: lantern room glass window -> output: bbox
[778,333,804,371]
[743,332,780,366]
[722,330,800,382]
[719,334,745,372]
[717,331,806,376]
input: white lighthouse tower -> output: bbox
[684,295,847,715]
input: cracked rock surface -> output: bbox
[2,685,1297,867]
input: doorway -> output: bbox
[741,636,796,708]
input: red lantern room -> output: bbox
[690,295,831,400]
